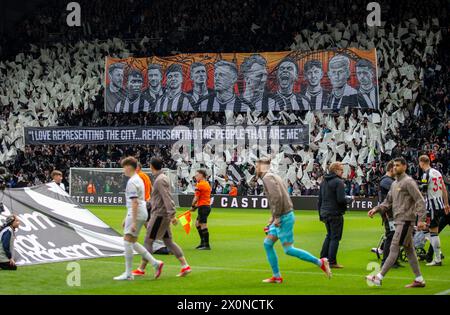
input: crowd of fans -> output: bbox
[0,0,448,197]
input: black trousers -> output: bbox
[0,262,17,270]
[320,215,344,265]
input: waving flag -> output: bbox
[177,210,192,234]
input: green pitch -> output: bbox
[1,206,449,295]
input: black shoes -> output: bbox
[196,244,211,250]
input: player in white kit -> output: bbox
[418,155,450,266]
[114,156,164,280]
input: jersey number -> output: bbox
[431,176,443,192]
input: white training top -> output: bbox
[125,173,148,220]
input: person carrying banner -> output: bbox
[256,158,332,283]
[190,169,212,250]
[51,170,66,192]
[113,157,164,281]
[0,215,20,271]
[133,157,191,277]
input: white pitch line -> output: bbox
[84,259,450,283]
[435,289,450,295]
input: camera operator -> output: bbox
[0,214,20,270]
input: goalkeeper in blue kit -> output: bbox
[256,158,332,283]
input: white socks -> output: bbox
[430,233,441,262]
[415,275,424,282]
[133,242,159,268]
[376,273,384,280]
[124,240,134,276]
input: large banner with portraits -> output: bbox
[104,48,378,113]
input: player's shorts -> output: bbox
[123,215,146,237]
[197,205,211,224]
[427,207,444,229]
[146,215,172,240]
[267,211,295,244]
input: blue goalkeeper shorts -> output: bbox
[267,211,295,244]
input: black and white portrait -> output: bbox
[143,63,164,111]
[199,60,247,112]
[240,54,274,111]
[272,57,305,111]
[323,54,357,110]
[300,59,329,111]
[355,59,378,110]
[187,62,212,103]
[115,69,149,113]
[156,64,194,112]
[105,62,125,112]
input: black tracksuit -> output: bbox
[318,173,348,265]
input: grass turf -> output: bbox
[1,205,449,295]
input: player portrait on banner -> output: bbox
[187,62,213,103]
[115,68,150,113]
[199,60,245,112]
[142,63,164,111]
[155,64,195,112]
[355,59,379,110]
[105,62,126,112]
[322,54,358,111]
[240,54,275,112]
[272,57,306,111]
[104,48,379,113]
[300,59,329,111]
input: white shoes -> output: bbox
[426,260,442,266]
[113,273,134,281]
[371,247,383,255]
[366,275,382,286]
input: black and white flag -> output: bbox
[0,183,124,266]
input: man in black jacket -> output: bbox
[318,162,351,268]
